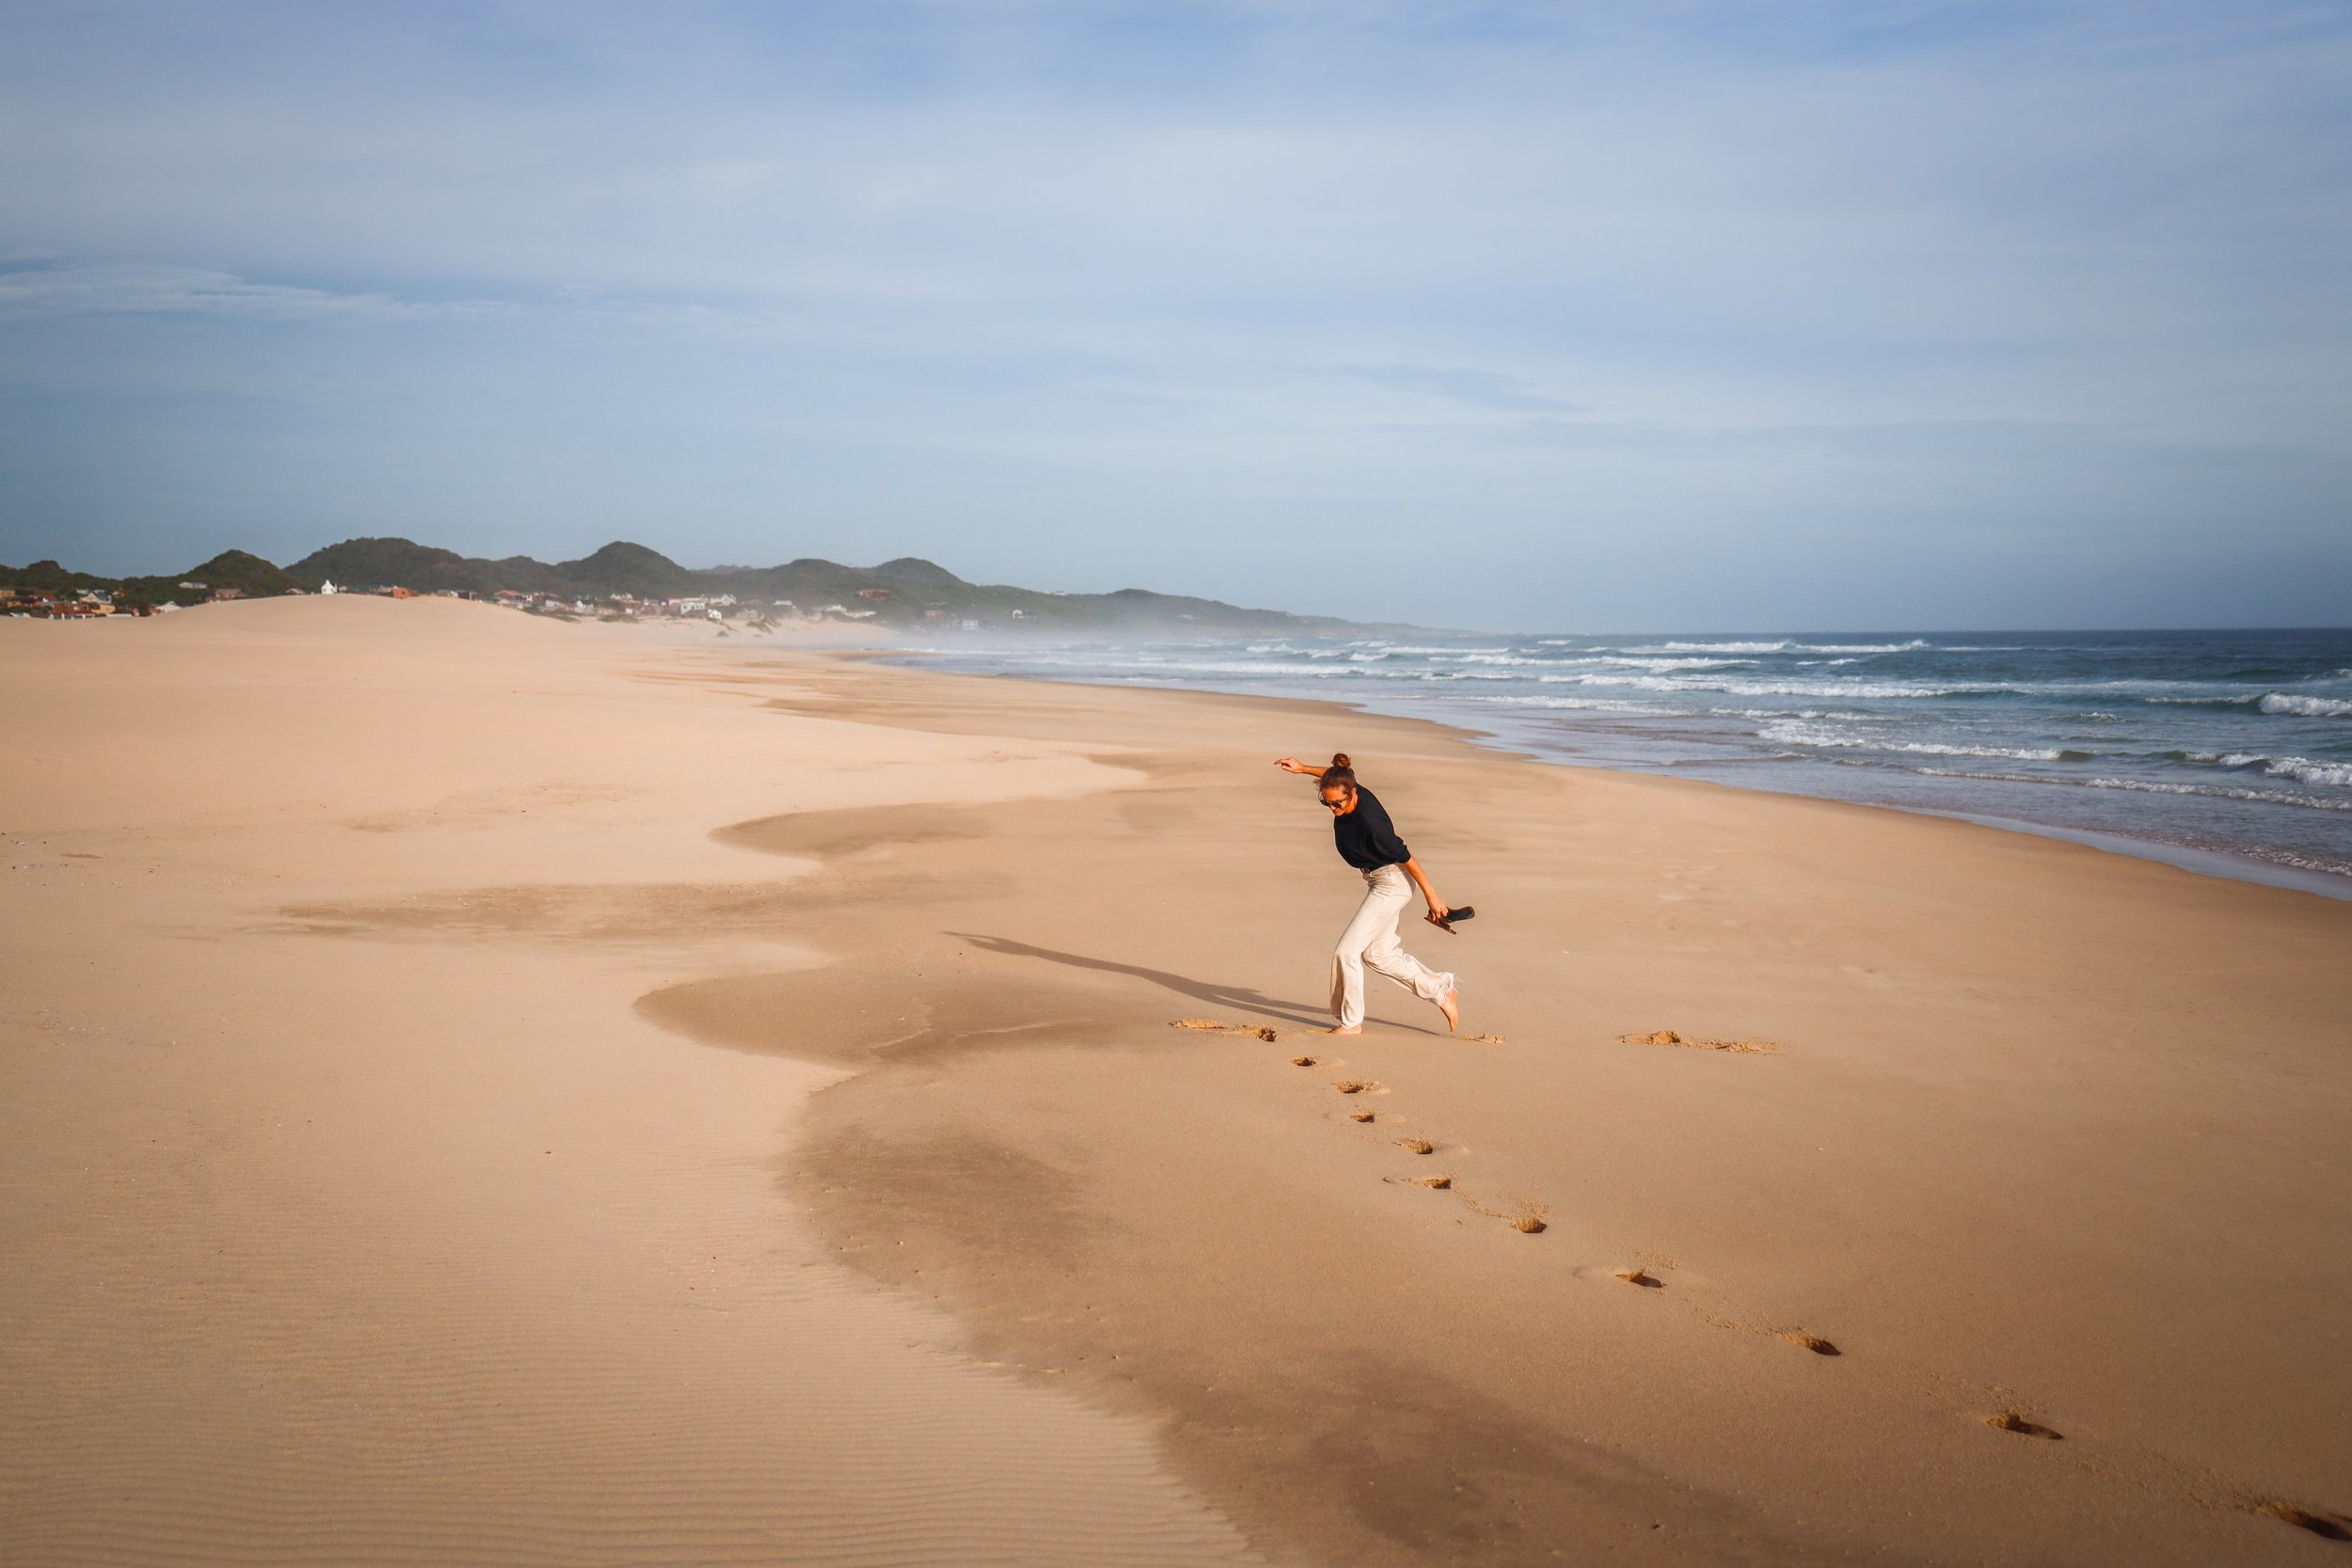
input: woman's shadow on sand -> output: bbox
[949,933,1448,1037]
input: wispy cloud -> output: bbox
[0,1,2346,626]
[1336,365,1583,414]
[0,262,511,323]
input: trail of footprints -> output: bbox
[1274,1023,1852,1342]
[1175,1019,2351,1542]
[1262,1028,1545,1234]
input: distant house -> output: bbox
[207,588,245,603]
[855,587,892,601]
[179,580,206,591]
[320,579,340,595]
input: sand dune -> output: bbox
[6,595,2348,1565]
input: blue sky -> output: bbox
[2,1,2346,629]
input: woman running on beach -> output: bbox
[1274,753,1461,1035]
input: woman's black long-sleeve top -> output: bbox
[1332,787,1411,870]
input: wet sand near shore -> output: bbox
[6,596,2349,1566]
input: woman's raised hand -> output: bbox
[1274,756,1310,774]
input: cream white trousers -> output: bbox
[1329,864,1456,1029]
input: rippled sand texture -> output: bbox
[7,594,2351,1568]
[0,596,1263,1568]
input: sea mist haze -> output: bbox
[904,628,2352,893]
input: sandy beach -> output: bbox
[5,594,2348,1567]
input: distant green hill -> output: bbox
[123,549,302,604]
[4,536,1364,634]
[3,548,299,608]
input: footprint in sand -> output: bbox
[1464,1196,1550,1234]
[1346,1111,1376,1123]
[1289,1055,1319,1068]
[1776,1330,1840,1355]
[1984,1412,2062,1440]
[1614,1268,1665,1290]
[1393,1137,1436,1155]
[1623,1029,1783,1054]
[1171,1019,1280,1041]
[1332,1080,1383,1095]
[2256,1501,2352,1542]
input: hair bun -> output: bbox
[1330,752,1352,768]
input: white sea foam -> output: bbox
[2199,752,2352,788]
[1757,719,2070,760]
[1467,695,1677,715]
[1540,673,2000,700]
[1801,640,1934,654]
[1625,640,1793,654]
[1536,657,1740,677]
[2265,756,2352,788]
[1913,768,2352,812]
[1623,638,1931,656]
[2260,692,2352,718]
[1708,707,1889,722]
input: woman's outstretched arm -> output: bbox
[1273,756,1326,779]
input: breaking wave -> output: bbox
[2261,692,2352,718]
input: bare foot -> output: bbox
[1324,1024,1361,1035]
[1438,988,1459,1033]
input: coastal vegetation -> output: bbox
[1,536,1358,633]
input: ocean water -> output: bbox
[897,628,2352,896]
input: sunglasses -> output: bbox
[1319,792,1353,810]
